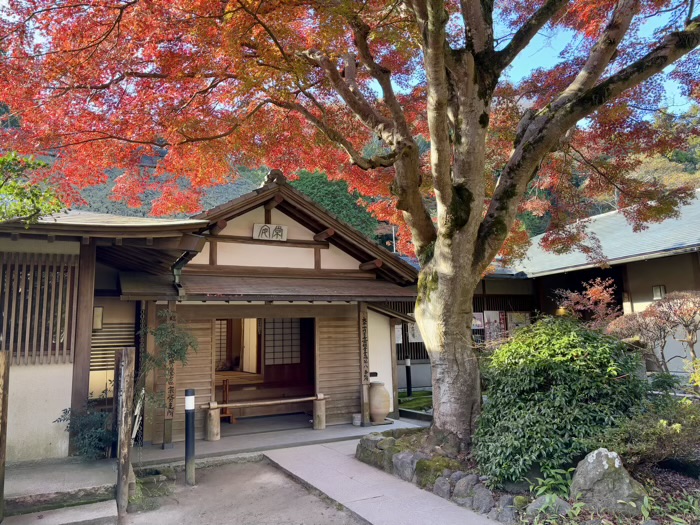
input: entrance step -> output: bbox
[3,500,118,525]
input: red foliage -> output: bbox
[555,277,621,330]
[0,0,696,261]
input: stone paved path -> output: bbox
[265,440,498,525]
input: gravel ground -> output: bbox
[124,461,363,525]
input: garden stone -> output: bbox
[525,495,572,517]
[392,452,418,482]
[640,521,660,525]
[448,470,466,486]
[452,496,473,509]
[485,495,518,525]
[442,468,453,477]
[471,484,496,514]
[569,448,647,516]
[376,437,396,450]
[432,476,451,499]
[452,474,479,499]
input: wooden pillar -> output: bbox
[116,347,135,517]
[0,351,10,522]
[313,395,326,430]
[389,319,400,420]
[142,301,156,444]
[358,303,371,426]
[206,409,221,441]
[70,241,96,418]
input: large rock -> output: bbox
[392,452,419,482]
[570,448,648,516]
[471,484,496,514]
[525,495,572,517]
[433,476,451,499]
[452,474,479,499]
[489,495,518,525]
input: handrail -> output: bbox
[200,393,329,410]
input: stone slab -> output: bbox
[4,500,117,525]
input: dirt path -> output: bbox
[124,461,363,525]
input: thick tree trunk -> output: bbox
[415,255,481,454]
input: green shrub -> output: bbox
[55,398,114,460]
[474,317,648,487]
[592,394,700,470]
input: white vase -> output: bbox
[369,382,390,423]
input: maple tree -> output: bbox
[1,0,699,448]
[555,277,621,330]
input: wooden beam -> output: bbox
[389,319,400,420]
[184,264,377,280]
[210,234,329,249]
[359,259,383,271]
[209,240,218,266]
[264,194,284,211]
[209,220,227,236]
[314,247,321,270]
[313,228,335,242]
[71,241,96,433]
[177,303,356,321]
[177,233,206,252]
[9,233,18,241]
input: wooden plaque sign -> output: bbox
[253,223,288,241]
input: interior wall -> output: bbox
[368,311,394,412]
[7,364,73,462]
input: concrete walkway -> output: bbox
[265,441,497,525]
[134,417,425,467]
[4,458,116,515]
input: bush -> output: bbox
[55,401,114,460]
[474,317,648,487]
[592,394,700,470]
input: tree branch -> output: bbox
[460,0,494,53]
[496,0,570,70]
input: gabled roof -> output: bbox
[195,174,418,285]
[518,191,700,277]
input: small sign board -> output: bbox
[253,223,288,241]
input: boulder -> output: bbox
[525,495,572,517]
[471,484,496,514]
[392,452,419,482]
[569,448,648,516]
[452,474,479,499]
[448,471,467,486]
[490,495,518,525]
[433,476,451,499]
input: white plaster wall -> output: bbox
[398,363,432,390]
[219,208,316,240]
[217,243,315,268]
[0,238,79,254]
[321,244,361,270]
[190,242,210,265]
[624,254,700,376]
[368,311,394,412]
[7,363,73,462]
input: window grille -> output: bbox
[264,318,301,365]
[0,252,79,364]
[90,323,135,371]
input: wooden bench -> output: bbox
[201,394,330,441]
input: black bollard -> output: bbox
[405,357,412,398]
[185,388,196,486]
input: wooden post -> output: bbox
[70,242,96,426]
[116,347,136,517]
[162,302,176,449]
[313,395,326,430]
[206,409,221,441]
[0,351,10,522]
[358,303,371,426]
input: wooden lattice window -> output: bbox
[90,323,135,372]
[264,318,301,365]
[0,252,79,364]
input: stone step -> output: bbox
[3,500,118,525]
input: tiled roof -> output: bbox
[38,210,207,228]
[517,191,700,277]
